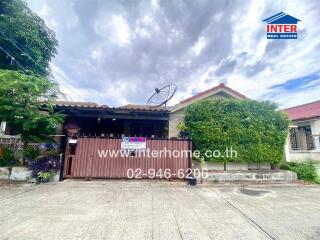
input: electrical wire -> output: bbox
[0,29,36,64]
[0,30,84,100]
[0,46,27,72]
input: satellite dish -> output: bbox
[147,84,177,107]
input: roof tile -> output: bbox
[119,104,168,112]
[283,100,320,121]
[180,83,248,104]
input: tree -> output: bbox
[0,69,64,143]
[185,99,290,164]
[0,0,58,75]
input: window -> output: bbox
[290,126,314,150]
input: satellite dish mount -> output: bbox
[147,84,177,107]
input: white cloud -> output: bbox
[191,36,206,56]
[151,0,159,10]
[90,48,103,61]
[95,14,131,47]
[111,15,131,46]
[27,0,320,108]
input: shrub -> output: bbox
[281,162,320,183]
[185,99,290,163]
[0,147,18,167]
[28,150,61,182]
[37,171,56,183]
[23,146,40,161]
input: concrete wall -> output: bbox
[53,123,64,146]
[286,151,320,162]
[311,119,320,135]
[0,121,6,135]
[168,109,185,138]
[311,119,320,150]
[206,171,297,182]
[192,161,271,171]
[0,167,60,181]
[10,167,32,180]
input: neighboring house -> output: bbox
[283,100,320,162]
[168,83,248,137]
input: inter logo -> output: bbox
[262,12,301,39]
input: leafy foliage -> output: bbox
[0,69,64,143]
[0,147,18,167]
[37,170,56,183]
[185,99,290,163]
[28,150,61,181]
[0,0,58,75]
[23,146,40,161]
[281,162,320,183]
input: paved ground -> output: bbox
[0,180,320,240]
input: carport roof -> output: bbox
[54,101,169,112]
[119,104,168,112]
[55,101,105,108]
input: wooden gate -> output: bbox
[63,137,192,179]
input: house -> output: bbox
[0,83,251,179]
[283,100,320,162]
[168,83,248,137]
[46,83,248,140]
[0,83,249,144]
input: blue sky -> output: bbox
[27,0,320,108]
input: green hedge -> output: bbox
[185,99,290,163]
[281,162,320,183]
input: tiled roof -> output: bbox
[180,83,248,104]
[119,104,169,112]
[283,100,320,121]
[55,101,101,108]
[55,102,168,112]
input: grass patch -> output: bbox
[281,162,320,184]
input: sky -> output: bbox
[27,0,320,108]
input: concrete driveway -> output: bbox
[0,180,319,240]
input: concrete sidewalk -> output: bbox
[0,180,319,240]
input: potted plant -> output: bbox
[27,149,61,183]
[177,122,190,139]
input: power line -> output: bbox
[0,46,27,72]
[0,29,36,64]
[49,74,84,99]
[0,30,84,100]
[0,45,80,100]
[0,23,39,62]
